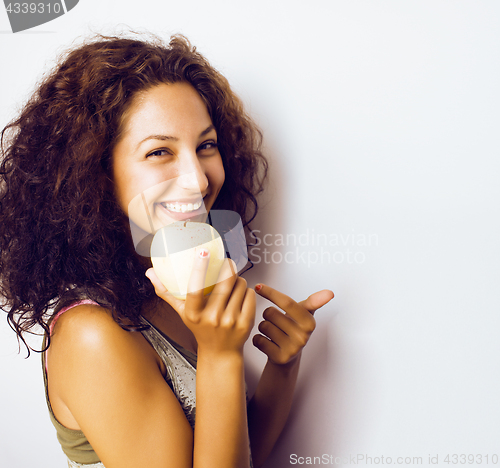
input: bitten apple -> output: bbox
[150,221,225,300]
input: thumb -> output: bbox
[299,289,334,315]
[145,267,185,314]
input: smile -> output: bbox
[160,200,203,213]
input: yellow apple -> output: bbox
[150,221,226,300]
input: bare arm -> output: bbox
[247,356,301,467]
[246,285,334,467]
[195,351,249,467]
[49,305,194,468]
[147,255,255,468]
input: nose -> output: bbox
[175,150,209,195]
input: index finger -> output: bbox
[205,257,238,309]
[254,284,334,317]
[185,248,211,312]
[254,283,310,322]
[145,268,186,314]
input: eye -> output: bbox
[197,140,219,153]
[146,149,171,158]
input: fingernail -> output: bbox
[199,249,209,258]
[255,284,262,292]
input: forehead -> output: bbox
[118,82,213,140]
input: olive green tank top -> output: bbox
[42,300,197,466]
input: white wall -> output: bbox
[1,1,499,467]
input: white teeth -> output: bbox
[162,200,202,213]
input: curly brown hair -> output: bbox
[0,32,268,355]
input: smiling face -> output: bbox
[112,82,225,248]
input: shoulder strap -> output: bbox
[45,299,99,372]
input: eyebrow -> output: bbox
[136,125,216,150]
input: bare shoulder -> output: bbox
[47,303,193,466]
[51,302,132,342]
[50,304,147,360]
[48,303,163,384]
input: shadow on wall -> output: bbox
[240,134,382,467]
[261,318,382,468]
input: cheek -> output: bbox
[211,157,226,190]
[115,165,165,206]
[114,173,142,214]
[118,175,170,235]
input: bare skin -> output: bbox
[45,81,335,467]
[247,285,334,467]
[47,256,255,468]
[46,257,333,468]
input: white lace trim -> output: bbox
[66,457,104,468]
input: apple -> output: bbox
[150,221,226,300]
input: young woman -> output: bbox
[0,33,334,468]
